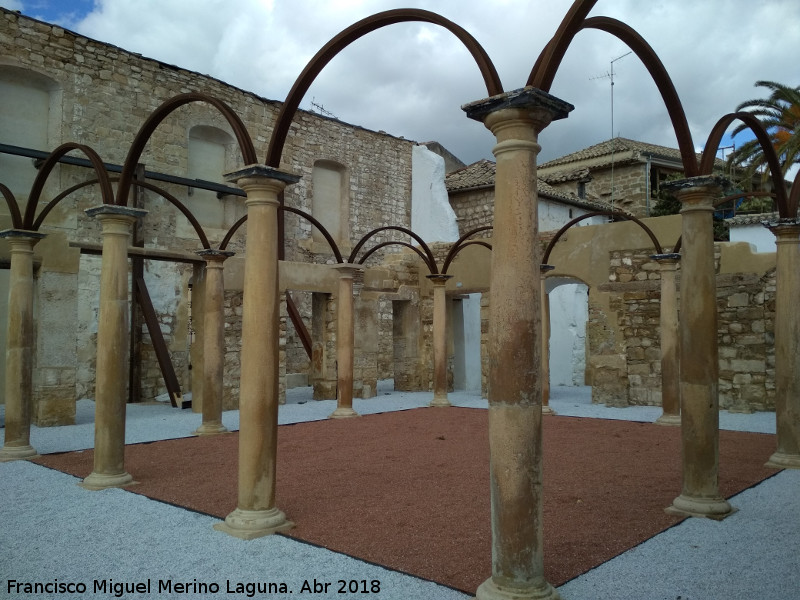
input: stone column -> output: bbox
[665,176,733,519]
[765,220,800,468]
[329,263,362,419]
[214,165,299,540]
[0,230,45,462]
[193,250,234,435]
[81,205,147,490]
[428,274,453,407]
[463,87,572,600]
[189,262,206,414]
[653,253,681,426]
[541,265,555,415]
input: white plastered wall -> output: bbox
[411,145,459,244]
[729,224,775,253]
[548,281,588,386]
[461,293,482,392]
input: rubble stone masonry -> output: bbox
[597,247,776,411]
[0,10,414,420]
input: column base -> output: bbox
[193,422,229,436]
[80,471,136,491]
[665,494,736,520]
[765,451,800,469]
[430,395,452,408]
[476,577,561,600]
[541,405,556,416]
[654,413,681,426]
[214,507,294,540]
[0,444,40,462]
[329,407,360,419]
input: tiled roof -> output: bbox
[539,167,591,185]
[445,159,496,191]
[727,211,779,225]
[538,137,726,171]
[445,159,612,212]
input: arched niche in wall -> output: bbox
[311,159,349,249]
[0,64,62,207]
[180,124,239,238]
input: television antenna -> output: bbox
[591,51,632,215]
[591,51,633,140]
[310,97,337,120]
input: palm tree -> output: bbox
[727,80,800,190]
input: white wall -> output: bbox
[729,224,776,253]
[548,282,588,386]
[539,200,607,233]
[462,293,482,392]
[411,145,459,243]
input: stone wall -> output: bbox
[717,270,775,412]
[546,163,656,217]
[0,10,416,420]
[593,247,777,411]
[449,188,494,238]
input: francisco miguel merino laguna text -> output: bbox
[6,578,294,597]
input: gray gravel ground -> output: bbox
[1,383,796,600]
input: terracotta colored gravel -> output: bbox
[35,408,778,594]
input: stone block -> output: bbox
[313,382,337,400]
[34,391,75,426]
[730,359,765,372]
[727,292,749,307]
[644,348,661,362]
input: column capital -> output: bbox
[764,218,800,239]
[462,86,573,127]
[426,274,453,286]
[196,248,235,263]
[225,165,300,208]
[225,164,300,188]
[663,175,730,212]
[662,174,730,192]
[651,253,681,267]
[85,204,148,221]
[540,264,555,274]
[0,229,46,242]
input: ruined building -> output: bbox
[0,8,782,430]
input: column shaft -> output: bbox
[0,233,43,462]
[429,276,452,407]
[667,178,732,518]
[194,252,232,435]
[82,207,145,490]
[485,112,545,594]
[330,265,360,419]
[541,271,554,415]
[215,166,298,540]
[463,88,572,600]
[654,255,681,426]
[190,262,206,414]
[766,223,800,468]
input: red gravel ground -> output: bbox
[35,407,778,594]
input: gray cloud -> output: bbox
[21,0,800,166]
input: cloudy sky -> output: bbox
[6,0,800,166]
